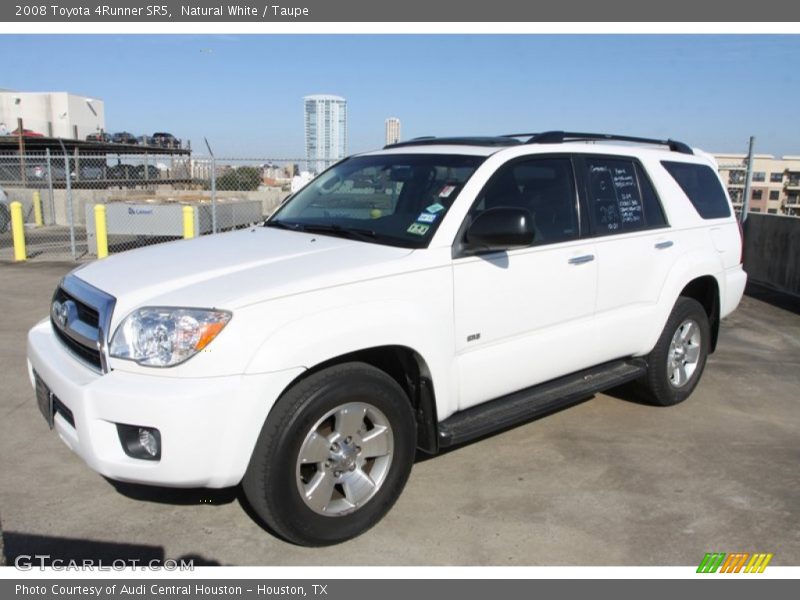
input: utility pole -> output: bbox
[740,136,756,223]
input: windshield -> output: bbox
[267,154,485,248]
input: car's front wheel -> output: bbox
[242,362,417,546]
[639,297,711,406]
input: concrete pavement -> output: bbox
[1,261,798,566]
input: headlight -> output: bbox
[109,307,231,367]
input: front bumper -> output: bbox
[27,319,304,488]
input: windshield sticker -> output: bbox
[407,223,430,236]
[439,185,457,198]
[370,208,383,219]
[426,202,445,214]
[416,212,437,224]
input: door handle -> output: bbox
[568,254,595,265]
[655,240,674,249]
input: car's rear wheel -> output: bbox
[242,362,416,546]
[639,297,711,406]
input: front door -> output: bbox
[452,156,598,409]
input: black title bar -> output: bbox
[3,0,800,22]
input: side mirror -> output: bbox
[465,207,535,252]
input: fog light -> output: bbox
[138,428,159,457]
[117,424,161,461]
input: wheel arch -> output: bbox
[275,345,440,454]
[678,275,721,353]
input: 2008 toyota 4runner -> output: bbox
[27,131,746,546]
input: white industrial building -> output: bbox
[0,90,105,139]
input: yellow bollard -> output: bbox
[182,205,195,239]
[32,191,43,227]
[10,201,26,261]
[94,204,108,259]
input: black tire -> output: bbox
[639,297,711,406]
[242,362,417,546]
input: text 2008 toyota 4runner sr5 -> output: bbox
[27,131,746,546]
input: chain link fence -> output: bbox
[0,151,335,261]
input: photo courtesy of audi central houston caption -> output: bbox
[27,131,746,546]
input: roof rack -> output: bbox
[382,132,694,155]
[505,131,693,155]
[384,136,522,150]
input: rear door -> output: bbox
[576,155,675,361]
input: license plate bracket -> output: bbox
[35,373,55,429]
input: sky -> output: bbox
[1,34,798,158]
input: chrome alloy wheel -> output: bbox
[296,402,394,517]
[667,318,702,388]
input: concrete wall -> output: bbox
[2,186,287,227]
[744,213,800,296]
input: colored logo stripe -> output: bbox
[697,553,726,573]
[697,552,773,573]
[745,553,773,573]
[720,553,749,573]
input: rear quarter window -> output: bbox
[661,161,731,219]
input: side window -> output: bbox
[661,161,732,219]
[637,164,668,228]
[471,157,578,245]
[585,157,664,234]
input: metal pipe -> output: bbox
[740,136,756,223]
[45,148,55,224]
[58,139,77,259]
[205,138,217,234]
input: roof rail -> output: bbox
[384,136,522,150]
[518,131,694,155]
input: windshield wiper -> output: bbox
[293,223,379,243]
[264,219,302,231]
[266,220,390,244]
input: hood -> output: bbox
[75,227,414,317]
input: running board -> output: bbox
[437,359,647,448]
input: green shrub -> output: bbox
[216,166,262,191]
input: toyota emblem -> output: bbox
[52,299,76,330]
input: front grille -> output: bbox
[53,287,99,328]
[50,275,116,374]
[52,324,102,370]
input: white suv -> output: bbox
[27,131,746,546]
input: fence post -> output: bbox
[182,205,195,239]
[32,190,43,227]
[211,156,218,233]
[94,204,108,259]
[740,136,756,224]
[45,148,55,224]
[204,138,218,234]
[10,201,26,261]
[57,139,77,260]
